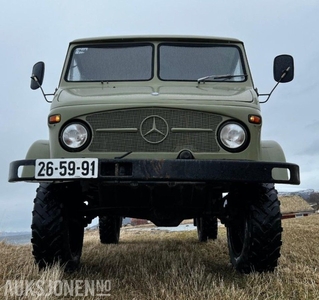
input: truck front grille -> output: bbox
[86,108,222,152]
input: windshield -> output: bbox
[66,43,153,82]
[159,44,245,82]
[65,42,245,83]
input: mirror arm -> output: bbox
[259,67,290,104]
[31,76,55,103]
[259,81,280,104]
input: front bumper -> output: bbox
[9,159,300,185]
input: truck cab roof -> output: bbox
[70,35,243,45]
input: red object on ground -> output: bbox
[281,211,315,219]
[131,218,148,226]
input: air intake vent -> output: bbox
[86,108,222,152]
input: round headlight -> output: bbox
[60,122,90,151]
[218,122,248,151]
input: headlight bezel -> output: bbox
[217,120,250,152]
[59,120,92,152]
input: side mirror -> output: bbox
[273,55,294,83]
[30,61,45,90]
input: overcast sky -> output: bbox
[1,0,318,231]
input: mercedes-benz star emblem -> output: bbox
[140,115,169,144]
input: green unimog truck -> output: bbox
[9,35,300,273]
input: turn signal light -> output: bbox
[48,114,61,124]
[248,115,262,125]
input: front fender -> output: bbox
[260,140,288,181]
[260,140,286,162]
[22,140,50,177]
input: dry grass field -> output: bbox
[0,196,319,299]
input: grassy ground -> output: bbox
[0,196,319,299]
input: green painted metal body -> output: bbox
[20,35,293,182]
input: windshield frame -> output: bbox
[64,42,155,82]
[157,42,247,83]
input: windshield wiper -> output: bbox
[197,74,247,84]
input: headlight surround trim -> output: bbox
[217,120,250,152]
[59,120,92,152]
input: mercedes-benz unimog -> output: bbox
[9,36,300,273]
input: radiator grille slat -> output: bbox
[86,108,222,152]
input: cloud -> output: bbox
[1,0,319,230]
[299,140,319,156]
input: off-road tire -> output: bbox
[227,183,282,273]
[99,216,122,244]
[31,183,84,271]
[196,216,218,242]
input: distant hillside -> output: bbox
[280,189,319,210]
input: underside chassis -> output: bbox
[82,181,225,227]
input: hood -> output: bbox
[56,84,255,106]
